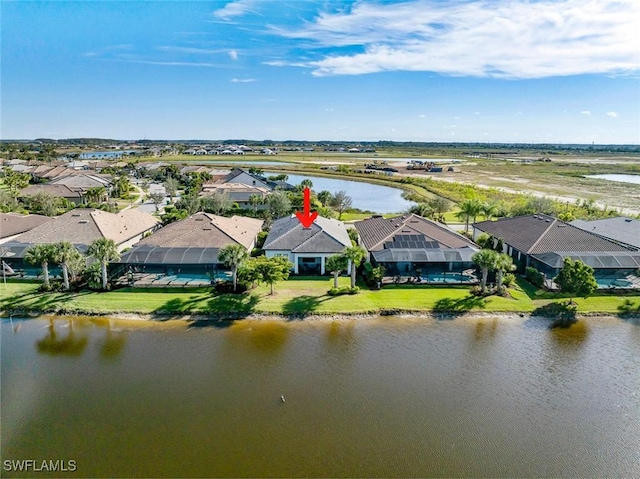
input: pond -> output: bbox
[585,174,640,185]
[198,160,292,167]
[270,172,413,214]
[2,315,639,478]
[79,150,138,159]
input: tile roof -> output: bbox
[0,213,53,239]
[354,214,477,251]
[49,173,112,189]
[18,184,83,198]
[473,214,633,254]
[263,215,351,253]
[571,217,640,249]
[133,213,263,250]
[8,208,159,250]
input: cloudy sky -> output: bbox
[3,0,639,143]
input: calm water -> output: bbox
[586,174,640,185]
[273,173,413,213]
[199,160,291,166]
[2,316,639,478]
[79,150,137,159]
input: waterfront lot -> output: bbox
[2,278,638,316]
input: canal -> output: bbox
[1,316,638,478]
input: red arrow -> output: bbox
[295,187,318,228]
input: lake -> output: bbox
[586,174,640,185]
[79,150,137,159]
[270,172,413,213]
[2,315,639,478]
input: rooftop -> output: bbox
[263,215,351,253]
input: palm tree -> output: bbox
[24,243,56,288]
[457,199,483,234]
[218,244,249,292]
[481,202,499,221]
[85,186,107,204]
[87,238,120,290]
[326,254,348,288]
[472,249,499,294]
[54,241,78,291]
[343,246,366,289]
[298,179,313,192]
[248,194,263,216]
[494,253,516,293]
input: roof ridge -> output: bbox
[291,227,323,252]
[263,216,300,247]
[526,216,558,253]
[315,217,350,247]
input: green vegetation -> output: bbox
[2,277,637,317]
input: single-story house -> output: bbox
[117,213,264,280]
[18,184,85,205]
[200,183,270,209]
[219,168,271,190]
[571,217,640,249]
[2,208,160,276]
[263,215,352,274]
[0,213,53,244]
[473,213,639,287]
[354,214,479,282]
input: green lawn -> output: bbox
[2,277,638,317]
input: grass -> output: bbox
[2,277,638,317]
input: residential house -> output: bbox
[0,213,53,244]
[200,183,270,210]
[218,168,271,190]
[117,213,263,279]
[354,214,479,282]
[18,184,85,205]
[571,217,640,249]
[263,215,352,274]
[473,214,640,286]
[2,208,160,275]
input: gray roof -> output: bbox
[263,215,351,253]
[571,217,640,249]
[0,213,53,239]
[119,245,220,265]
[18,184,83,198]
[473,214,633,254]
[355,214,476,251]
[532,251,640,269]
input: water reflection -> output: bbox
[36,318,88,356]
[473,318,498,342]
[549,319,589,347]
[227,321,290,355]
[325,320,357,354]
[97,318,127,360]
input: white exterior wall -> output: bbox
[228,172,270,189]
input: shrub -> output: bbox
[328,286,360,296]
[503,272,516,288]
[526,266,545,288]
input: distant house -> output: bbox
[571,217,640,249]
[263,215,352,274]
[219,168,271,190]
[473,214,640,285]
[0,213,53,244]
[354,214,479,281]
[117,213,263,278]
[49,173,113,195]
[18,184,85,205]
[2,208,159,275]
[200,183,270,209]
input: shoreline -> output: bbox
[3,309,638,323]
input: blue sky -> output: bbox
[2,0,639,143]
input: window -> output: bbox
[301,257,317,263]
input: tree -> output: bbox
[426,197,452,222]
[472,249,499,294]
[3,170,30,195]
[494,253,516,293]
[163,177,180,202]
[266,191,291,219]
[317,190,332,207]
[475,233,494,250]
[481,202,499,221]
[219,244,249,292]
[54,241,79,291]
[87,238,120,290]
[147,191,166,212]
[330,190,353,220]
[409,203,434,219]
[457,199,483,234]
[343,245,366,289]
[201,191,233,216]
[24,243,56,288]
[22,192,60,216]
[175,193,201,215]
[248,167,264,177]
[326,254,349,288]
[239,256,293,295]
[113,175,132,199]
[248,194,263,215]
[299,179,313,191]
[85,186,107,204]
[553,258,598,305]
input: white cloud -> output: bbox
[270,0,640,79]
[231,78,256,83]
[228,50,239,60]
[581,110,591,115]
[606,111,619,117]
[213,0,257,20]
